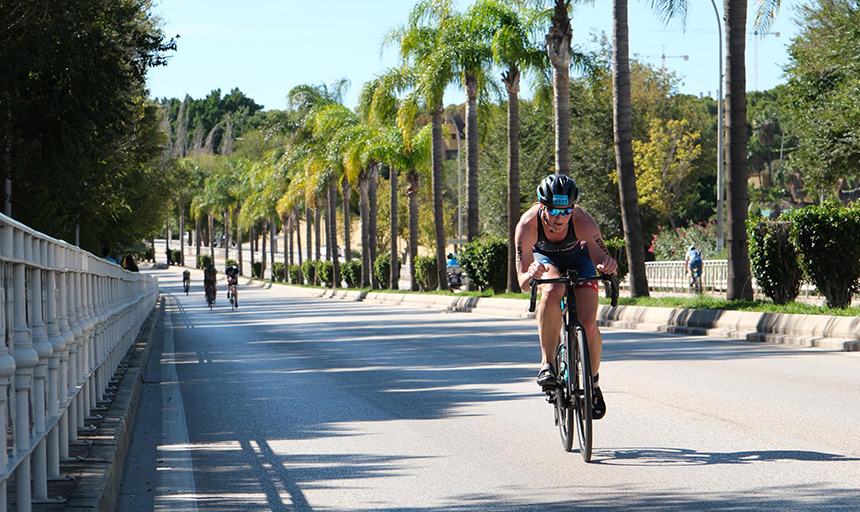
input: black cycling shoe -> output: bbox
[537,363,557,388]
[592,385,606,420]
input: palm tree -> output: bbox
[545,0,573,175]
[611,0,650,297]
[385,0,458,290]
[472,0,546,291]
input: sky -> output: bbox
[145,0,804,112]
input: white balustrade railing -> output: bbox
[0,213,158,511]
[641,259,731,293]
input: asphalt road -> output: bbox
[117,266,860,511]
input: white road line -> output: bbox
[157,298,199,511]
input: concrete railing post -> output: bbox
[30,238,54,502]
[45,243,66,480]
[13,229,39,512]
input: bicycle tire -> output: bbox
[573,323,593,462]
[554,340,574,452]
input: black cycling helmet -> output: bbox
[537,174,579,207]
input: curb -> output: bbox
[271,283,860,351]
[50,296,163,512]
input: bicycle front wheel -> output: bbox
[554,339,574,452]
[573,323,593,462]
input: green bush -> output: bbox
[288,264,302,284]
[197,255,212,269]
[225,259,238,270]
[373,253,392,289]
[789,203,860,308]
[461,236,507,293]
[272,262,286,282]
[252,261,263,278]
[318,260,333,286]
[748,219,802,305]
[341,260,361,288]
[414,255,438,291]
[144,247,154,262]
[604,237,629,284]
[649,220,725,261]
[169,249,181,265]
[301,259,317,285]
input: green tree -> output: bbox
[1,0,176,251]
[633,118,702,229]
[783,0,860,198]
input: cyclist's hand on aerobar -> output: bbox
[596,255,618,275]
[527,261,547,280]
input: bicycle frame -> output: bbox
[529,269,618,460]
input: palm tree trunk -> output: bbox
[431,106,448,290]
[296,206,304,284]
[281,214,288,282]
[224,208,231,262]
[613,0,650,298]
[208,212,215,262]
[407,170,419,292]
[342,177,352,261]
[725,0,753,300]
[369,164,379,288]
[360,174,371,287]
[466,72,480,241]
[179,201,186,266]
[262,220,268,279]
[547,0,572,176]
[195,217,201,267]
[324,197,332,263]
[305,203,312,267]
[329,181,341,288]
[389,166,399,289]
[314,205,321,267]
[236,219,243,276]
[250,224,256,277]
[504,68,521,292]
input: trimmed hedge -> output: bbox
[788,203,860,308]
[374,253,397,289]
[301,259,317,285]
[461,236,507,293]
[748,220,802,305]
[414,255,438,291]
[288,264,302,284]
[318,260,333,287]
[272,262,286,282]
[341,260,361,288]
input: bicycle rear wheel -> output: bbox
[573,323,593,462]
[553,340,574,452]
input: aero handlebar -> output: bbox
[528,272,619,312]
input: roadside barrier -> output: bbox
[0,213,158,512]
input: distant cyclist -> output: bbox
[685,244,703,291]
[225,264,239,308]
[203,263,217,304]
[182,269,191,295]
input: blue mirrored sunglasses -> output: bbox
[548,207,573,217]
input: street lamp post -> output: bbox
[711,0,724,250]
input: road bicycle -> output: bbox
[689,267,703,294]
[227,277,238,311]
[204,280,216,310]
[529,270,618,462]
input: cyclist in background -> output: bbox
[225,264,239,308]
[203,263,217,304]
[182,269,191,294]
[514,174,617,419]
[685,244,703,292]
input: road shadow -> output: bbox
[591,446,860,466]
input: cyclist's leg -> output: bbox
[534,257,564,369]
[574,285,601,380]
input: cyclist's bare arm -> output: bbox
[515,205,541,291]
[572,208,618,275]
